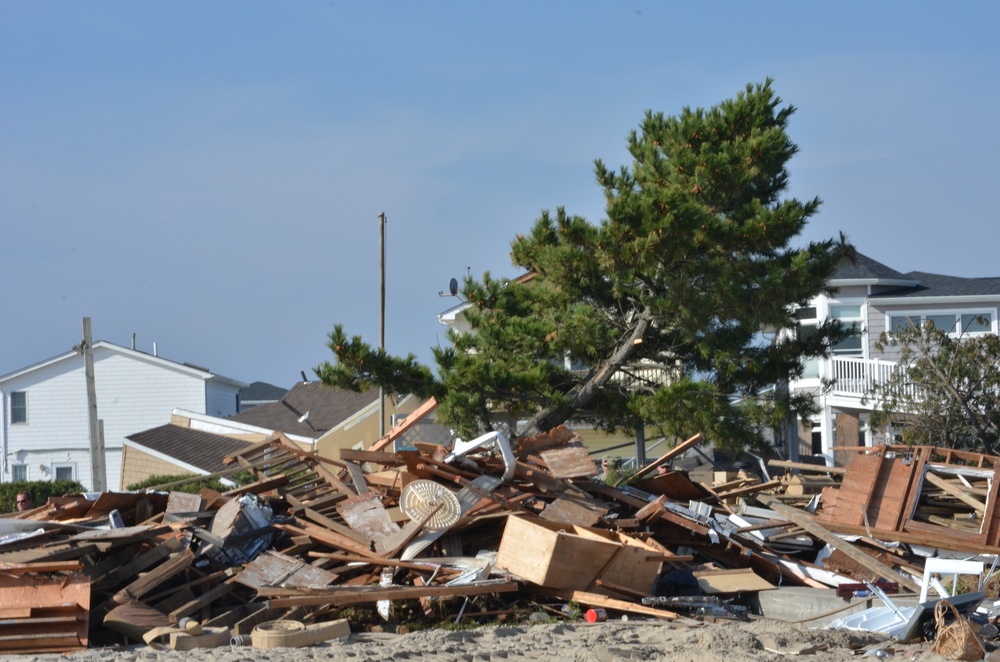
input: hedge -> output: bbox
[125,472,255,493]
[2,480,86,514]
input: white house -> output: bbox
[0,341,245,491]
[788,252,1000,465]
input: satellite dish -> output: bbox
[449,277,459,296]
[399,480,462,531]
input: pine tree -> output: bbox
[317,80,853,452]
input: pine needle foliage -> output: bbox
[317,81,853,453]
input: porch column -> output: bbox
[820,404,834,466]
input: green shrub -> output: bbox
[125,471,255,493]
[1,480,86,514]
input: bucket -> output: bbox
[585,608,607,623]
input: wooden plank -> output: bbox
[539,494,608,527]
[368,397,439,453]
[119,548,195,601]
[344,461,369,494]
[924,471,987,513]
[538,445,598,479]
[165,491,204,516]
[870,456,916,531]
[273,521,380,558]
[713,478,781,500]
[337,492,399,543]
[262,580,519,608]
[0,560,82,574]
[768,460,847,475]
[757,494,921,593]
[631,433,704,481]
[302,507,372,546]
[237,550,338,591]
[817,453,882,527]
[168,573,239,622]
[340,449,405,466]
[223,475,289,497]
[0,576,90,652]
[693,568,775,593]
[103,601,171,641]
[635,471,711,501]
[533,587,681,621]
[376,502,444,557]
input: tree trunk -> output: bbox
[517,309,654,437]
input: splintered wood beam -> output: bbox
[369,397,440,453]
[0,561,83,574]
[632,433,704,481]
[757,494,922,594]
[261,579,518,608]
[713,478,782,500]
[768,460,847,475]
[923,471,987,514]
[533,587,681,621]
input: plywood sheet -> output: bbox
[237,550,339,591]
[539,445,598,478]
[693,568,775,594]
[540,494,607,527]
[337,492,399,542]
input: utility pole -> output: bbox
[81,317,107,492]
[379,212,386,438]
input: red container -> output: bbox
[585,608,607,623]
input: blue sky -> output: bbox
[2,2,998,389]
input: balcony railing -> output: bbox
[824,356,917,400]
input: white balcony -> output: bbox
[822,356,917,402]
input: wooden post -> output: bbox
[82,318,107,492]
[378,212,386,439]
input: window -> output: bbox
[963,313,991,333]
[889,311,995,337]
[830,304,863,357]
[10,392,26,424]
[796,307,820,378]
[52,464,75,482]
[11,465,27,482]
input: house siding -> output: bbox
[1,344,241,492]
[834,285,869,298]
[205,381,240,419]
[120,445,191,489]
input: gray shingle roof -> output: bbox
[226,381,378,438]
[126,425,254,474]
[240,381,289,402]
[871,271,1000,299]
[831,252,909,281]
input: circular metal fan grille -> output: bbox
[399,480,462,531]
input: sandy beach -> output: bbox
[3,618,957,662]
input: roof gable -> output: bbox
[0,340,245,386]
[226,381,378,438]
[125,424,254,474]
[830,252,914,283]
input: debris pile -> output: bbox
[3,410,1000,657]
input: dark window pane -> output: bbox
[962,313,991,333]
[927,315,956,332]
[10,392,26,424]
